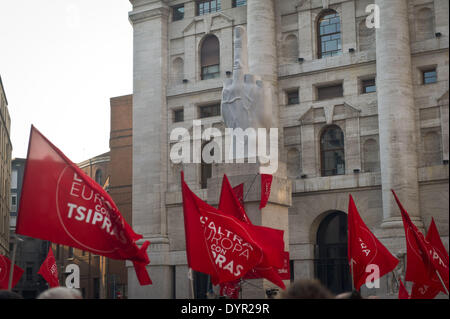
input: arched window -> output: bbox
[320,125,345,176]
[95,169,103,186]
[315,211,352,294]
[317,10,342,59]
[200,34,220,80]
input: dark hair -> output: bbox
[278,279,335,299]
[0,290,23,299]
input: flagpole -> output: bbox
[349,259,355,290]
[435,270,449,295]
[8,235,22,290]
[243,173,259,201]
[188,268,195,299]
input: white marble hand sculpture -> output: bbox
[221,26,272,131]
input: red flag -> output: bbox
[392,190,449,292]
[347,195,399,290]
[181,172,264,285]
[38,247,60,288]
[16,126,151,285]
[410,218,449,298]
[218,176,250,224]
[233,183,244,206]
[259,174,273,209]
[218,174,286,289]
[0,254,24,289]
[398,280,410,299]
[410,282,440,299]
[219,279,240,299]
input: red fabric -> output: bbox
[410,218,449,298]
[16,126,151,285]
[0,254,24,289]
[410,282,440,299]
[348,195,399,290]
[218,174,286,289]
[219,279,240,299]
[218,175,250,224]
[398,280,410,299]
[181,172,264,285]
[38,247,60,288]
[392,190,449,292]
[233,183,244,206]
[259,174,273,209]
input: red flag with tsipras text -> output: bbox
[38,247,60,288]
[392,190,449,292]
[181,172,265,285]
[259,174,273,209]
[218,174,286,289]
[410,218,449,298]
[0,254,24,289]
[16,126,152,285]
[348,195,399,290]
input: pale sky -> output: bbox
[0,0,133,163]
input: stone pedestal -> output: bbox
[207,161,291,298]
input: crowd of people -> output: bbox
[0,279,373,299]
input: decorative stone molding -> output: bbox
[183,12,234,36]
[298,102,361,125]
[128,6,169,24]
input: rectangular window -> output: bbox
[197,0,221,16]
[11,193,17,213]
[317,83,343,100]
[11,169,17,189]
[199,104,221,118]
[361,79,376,94]
[172,4,184,21]
[423,69,437,84]
[173,109,184,123]
[232,0,246,7]
[286,89,299,105]
[201,64,220,80]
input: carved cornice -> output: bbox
[129,6,169,24]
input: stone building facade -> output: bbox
[0,75,12,257]
[127,0,449,298]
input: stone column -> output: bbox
[247,0,277,84]
[375,0,422,229]
[128,0,172,298]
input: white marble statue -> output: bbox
[221,26,273,131]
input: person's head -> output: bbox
[0,290,23,299]
[37,287,82,299]
[335,290,363,299]
[278,279,334,299]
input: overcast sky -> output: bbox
[0,0,133,163]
